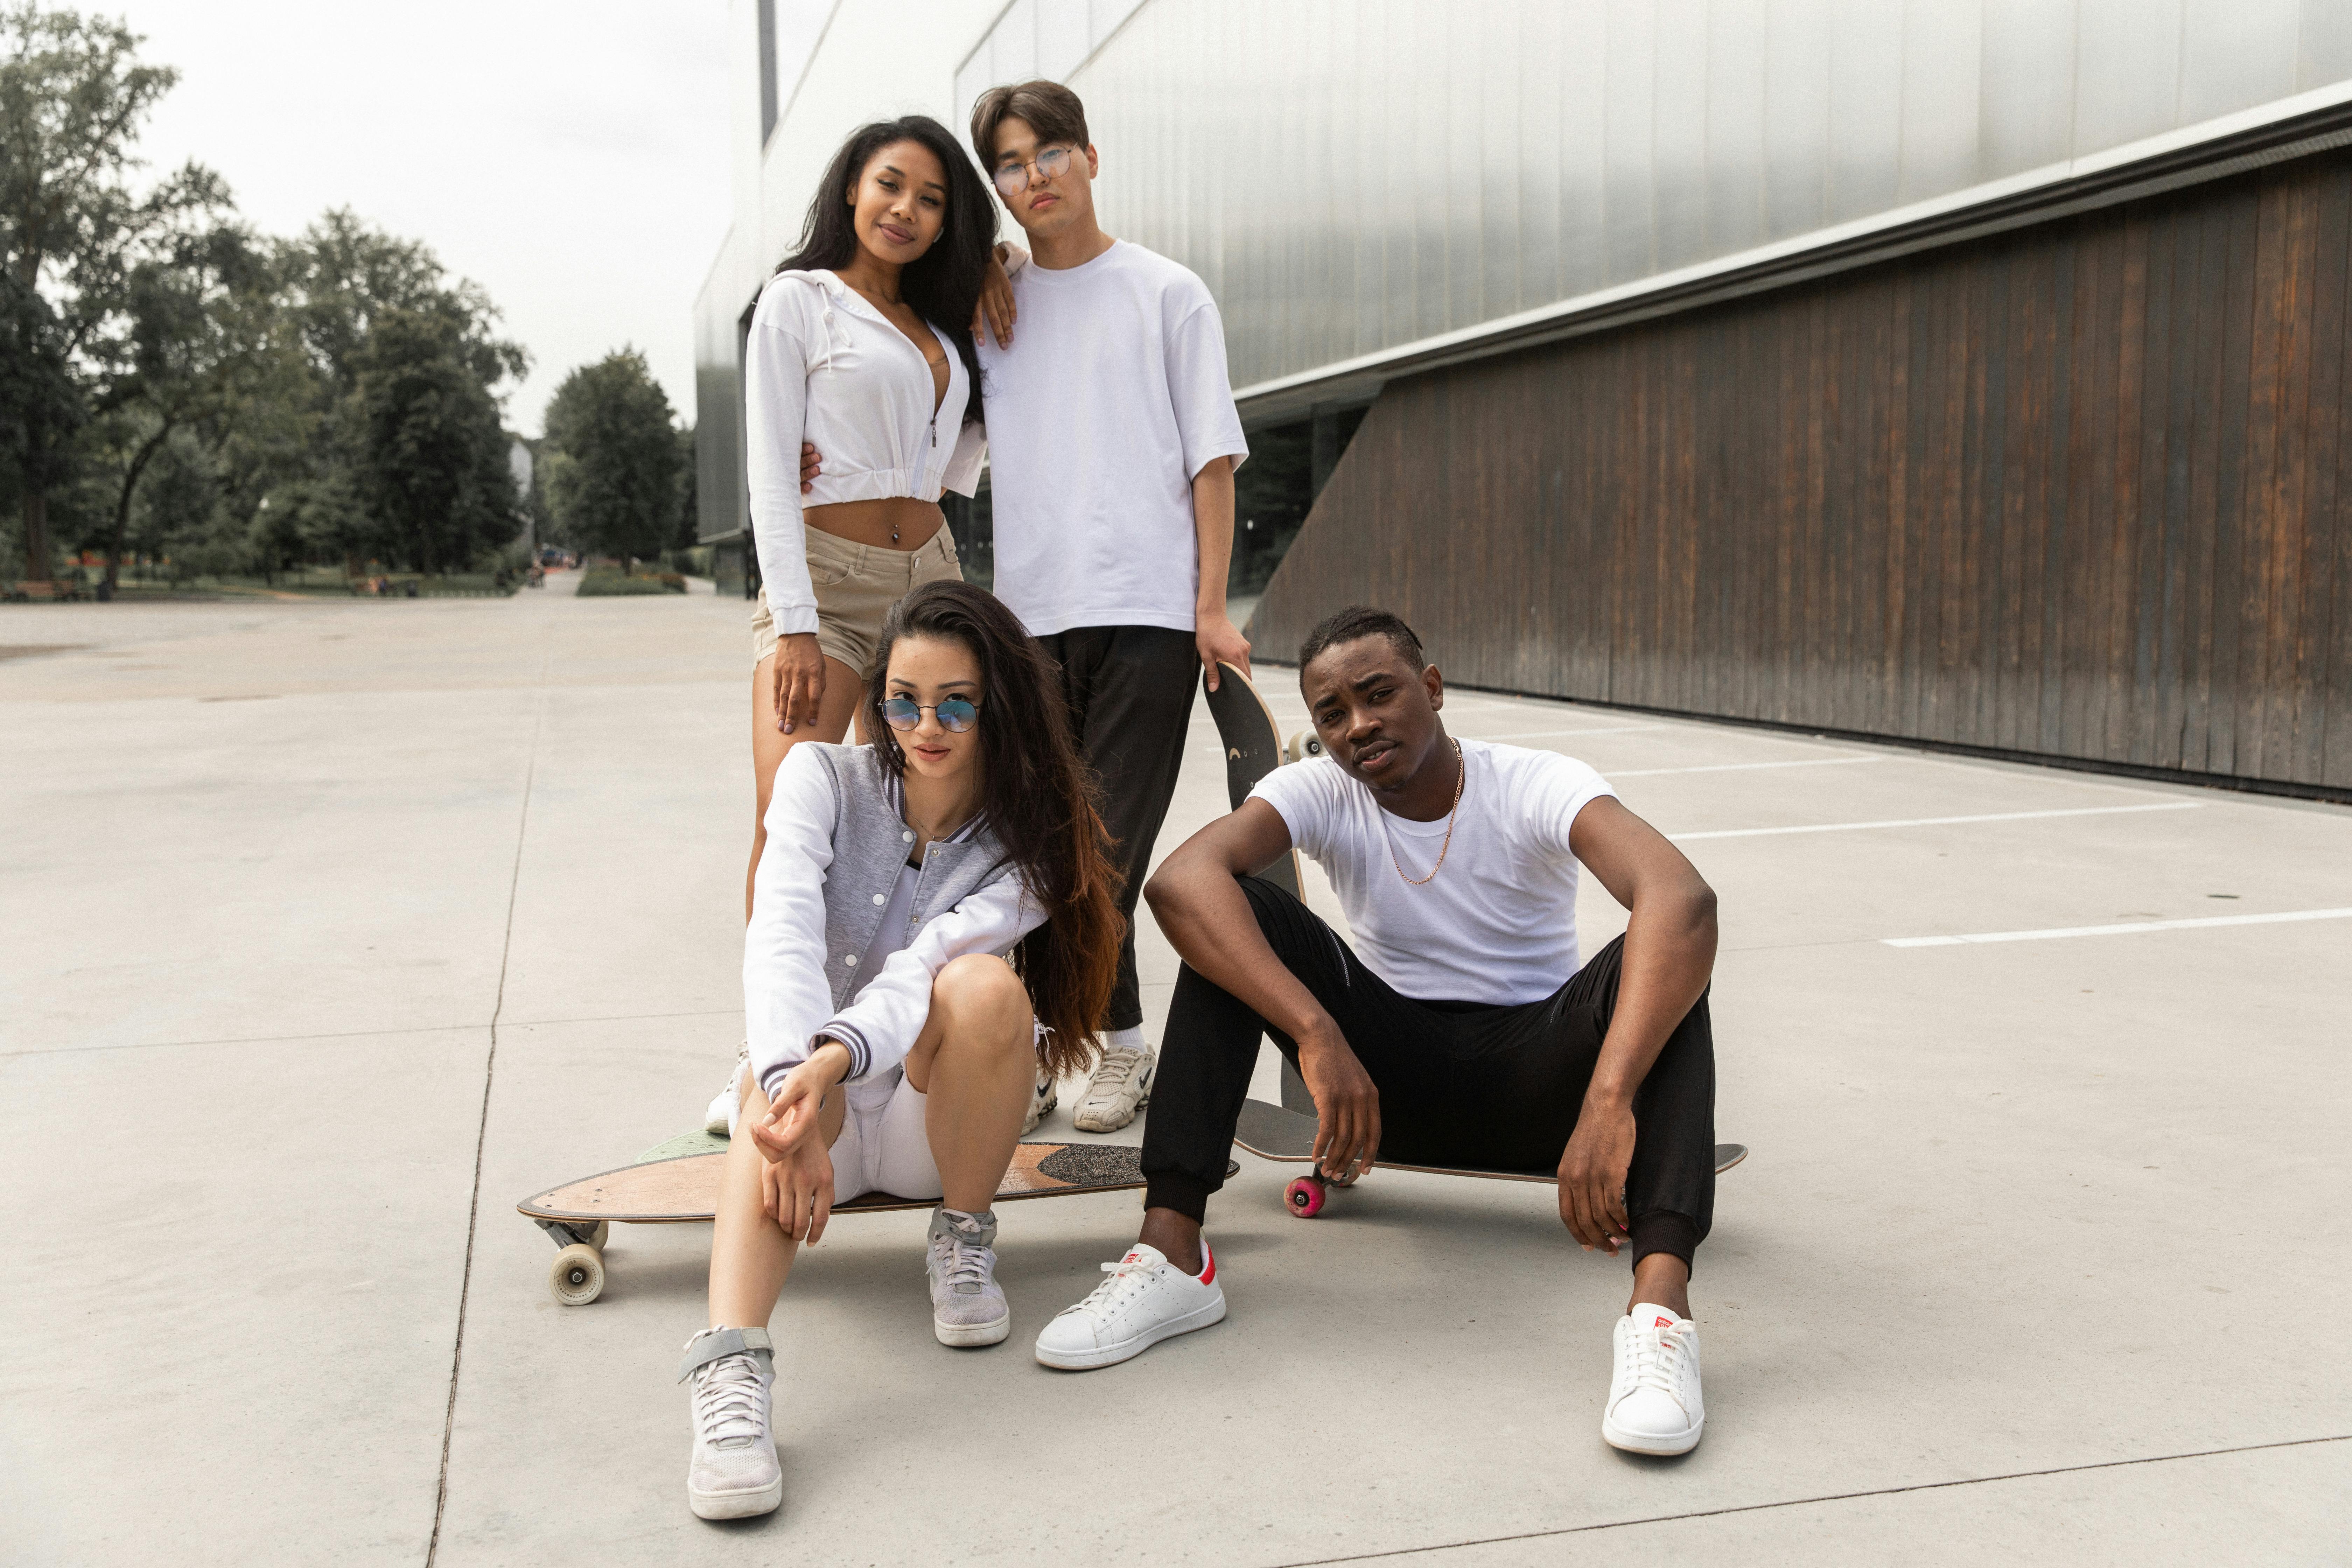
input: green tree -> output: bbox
[0,3,219,582]
[349,307,518,574]
[89,220,296,586]
[542,348,681,567]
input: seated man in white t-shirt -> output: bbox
[1032,606,1725,1457]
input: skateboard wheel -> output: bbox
[587,1220,610,1252]
[549,1242,605,1306]
[1283,730,1325,764]
[1285,1176,1326,1217]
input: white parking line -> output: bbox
[1669,800,2202,841]
[1610,756,1884,778]
[1885,906,2352,947]
[1463,724,1670,741]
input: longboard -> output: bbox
[519,1137,1237,1305]
[1234,1097,1749,1217]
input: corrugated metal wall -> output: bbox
[1251,149,2352,795]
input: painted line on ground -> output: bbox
[1669,800,2202,840]
[1464,724,1671,740]
[1611,755,1884,778]
[1885,906,2352,947]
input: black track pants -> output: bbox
[1139,876,1717,1270]
[1034,624,1200,1034]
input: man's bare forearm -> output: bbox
[1144,848,1329,1044]
[1587,880,1717,1107]
[1191,457,1235,615]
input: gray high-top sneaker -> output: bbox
[678,1326,782,1519]
[925,1208,1011,1347]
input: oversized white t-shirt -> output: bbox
[1249,740,1618,1004]
[977,240,1249,637]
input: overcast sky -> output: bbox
[116,0,734,437]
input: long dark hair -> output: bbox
[866,582,1121,1077]
[776,115,995,426]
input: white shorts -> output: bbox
[826,1069,941,1204]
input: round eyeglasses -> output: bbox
[992,145,1073,196]
[882,695,978,732]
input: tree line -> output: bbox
[0,5,696,591]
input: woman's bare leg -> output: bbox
[707,1077,847,1329]
[744,652,868,921]
[903,954,1037,1212]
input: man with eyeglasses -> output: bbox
[959,79,1253,1136]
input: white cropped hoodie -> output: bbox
[744,270,988,634]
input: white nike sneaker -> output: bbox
[925,1208,1011,1347]
[1070,1044,1154,1133]
[704,1042,750,1137]
[1601,1303,1704,1455]
[1034,1240,1225,1370]
[678,1326,782,1519]
[1020,1065,1058,1136]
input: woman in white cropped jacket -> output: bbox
[677,581,1122,1522]
[705,112,1020,1135]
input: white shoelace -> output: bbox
[1621,1322,1697,1404]
[1066,1252,1158,1317]
[691,1353,766,1449]
[1086,1045,1146,1099]
[933,1233,995,1295]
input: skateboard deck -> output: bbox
[1200,659,1308,901]
[1234,1098,1748,1216]
[520,1139,1237,1305]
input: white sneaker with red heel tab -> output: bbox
[1033,1241,1226,1370]
[1602,1303,1705,1455]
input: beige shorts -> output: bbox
[750,527,963,677]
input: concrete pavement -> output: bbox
[2,586,2345,1564]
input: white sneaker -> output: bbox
[1601,1304,1705,1455]
[926,1208,1011,1347]
[1020,1065,1057,1136]
[704,1042,750,1137]
[1034,1241,1225,1370]
[1070,1044,1154,1133]
[679,1326,782,1519]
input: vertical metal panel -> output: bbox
[2301,0,2352,90]
[992,0,1036,83]
[1827,0,1905,223]
[1516,0,1565,310]
[1762,0,1832,241]
[1479,0,1528,317]
[1603,0,1659,282]
[2072,0,2182,154]
[1036,0,1090,79]
[1088,0,1144,48]
[1555,1,1611,300]
[1651,0,1712,272]
[1899,0,1983,202]
[1704,0,1771,255]
[1976,0,2074,176]
[2177,0,2300,126]
[1447,1,1492,327]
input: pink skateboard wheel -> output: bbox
[1286,1176,1326,1217]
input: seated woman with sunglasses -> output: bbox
[680,581,1123,1521]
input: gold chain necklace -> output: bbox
[1379,740,1465,886]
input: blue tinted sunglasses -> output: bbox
[882,695,978,732]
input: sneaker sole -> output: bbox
[1069,1087,1151,1135]
[1034,1290,1224,1370]
[690,1474,784,1519]
[1600,1413,1704,1456]
[934,1308,1012,1348]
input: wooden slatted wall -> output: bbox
[1252,149,2352,796]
